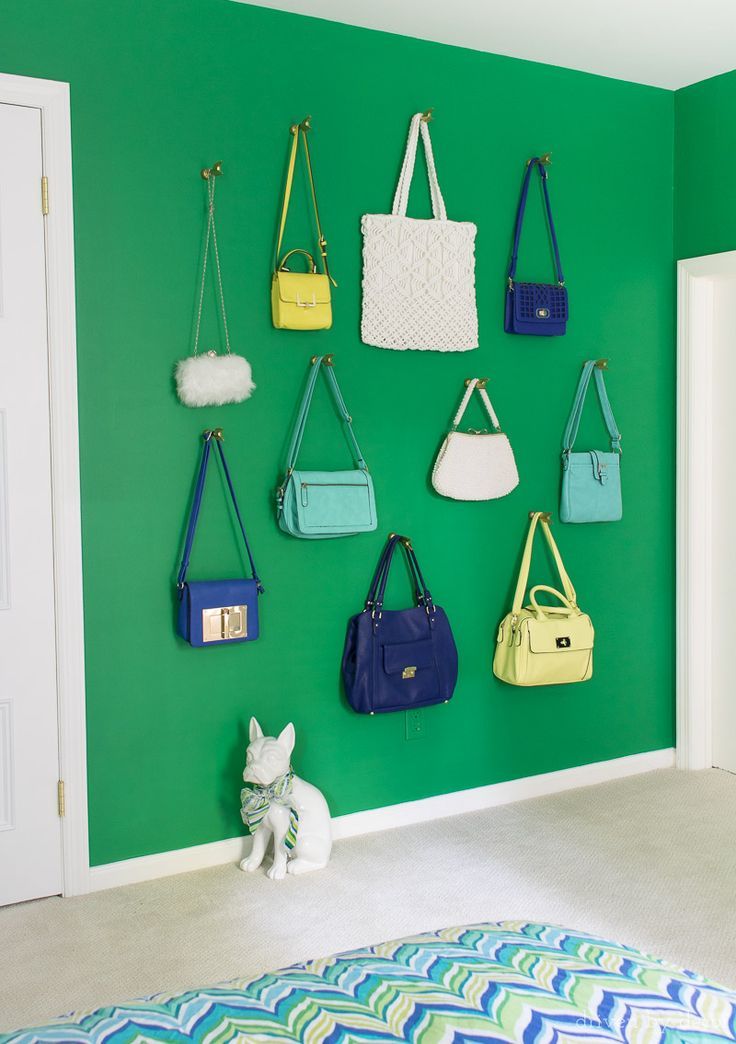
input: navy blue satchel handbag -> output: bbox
[505,155,567,336]
[176,429,264,647]
[342,534,458,714]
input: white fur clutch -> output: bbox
[175,351,255,408]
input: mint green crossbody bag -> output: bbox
[560,359,622,524]
[277,356,377,539]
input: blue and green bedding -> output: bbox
[3,921,735,1042]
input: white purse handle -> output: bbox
[391,113,448,221]
[451,378,502,432]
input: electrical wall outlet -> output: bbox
[405,707,424,740]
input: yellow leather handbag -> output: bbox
[493,511,594,687]
[272,117,336,330]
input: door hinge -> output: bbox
[41,175,49,216]
[57,779,65,817]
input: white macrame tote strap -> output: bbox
[452,379,502,431]
[391,113,448,221]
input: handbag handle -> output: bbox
[282,357,368,480]
[365,535,434,618]
[562,360,621,454]
[507,158,564,287]
[512,512,576,616]
[451,378,502,432]
[529,584,580,620]
[177,432,263,593]
[274,123,337,287]
[391,113,448,221]
[276,248,317,274]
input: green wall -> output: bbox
[0,1,676,866]
[675,68,736,259]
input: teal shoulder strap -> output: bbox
[285,357,367,473]
[562,361,621,454]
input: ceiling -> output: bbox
[232,0,736,90]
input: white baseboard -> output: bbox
[88,747,674,893]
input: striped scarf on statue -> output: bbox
[240,769,299,849]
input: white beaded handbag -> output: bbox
[361,112,478,352]
[432,378,519,501]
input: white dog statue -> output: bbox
[239,718,332,880]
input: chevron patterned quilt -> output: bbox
[2,921,735,1043]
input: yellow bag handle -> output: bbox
[512,512,577,615]
[276,248,317,273]
[529,585,580,620]
[274,121,337,287]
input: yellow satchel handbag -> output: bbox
[272,116,336,330]
[493,511,594,687]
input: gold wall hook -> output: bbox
[323,353,334,366]
[201,161,223,181]
[463,377,488,388]
[595,358,609,369]
[420,108,434,123]
[529,510,552,523]
[527,153,552,167]
[290,115,312,135]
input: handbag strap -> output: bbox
[507,157,564,287]
[391,113,447,221]
[177,432,263,592]
[283,358,368,478]
[451,379,502,432]
[274,123,337,287]
[366,535,434,618]
[562,360,621,454]
[511,512,576,615]
[193,173,232,356]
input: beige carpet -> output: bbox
[1,767,736,1032]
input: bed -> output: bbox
[2,921,735,1043]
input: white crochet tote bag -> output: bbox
[432,378,519,500]
[361,113,478,352]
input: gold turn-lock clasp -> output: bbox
[202,604,247,643]
[402,666,417,679]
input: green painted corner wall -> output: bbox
[675,68,736,259]
[0,0,675,866]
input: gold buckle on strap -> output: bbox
[202,605,247,642]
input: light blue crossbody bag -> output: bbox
[560,359,622,524]
[277,355,377,539]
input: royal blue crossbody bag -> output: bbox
[342,534,458,714]
[176,429,264,646]
[505,156,567,336]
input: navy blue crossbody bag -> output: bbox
[505,156,567,336]
[176,429,264,646]
[342,534,458,714]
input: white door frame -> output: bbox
[0,72,89,895]
[676,250,736,770]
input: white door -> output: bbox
[711,273,736,774]
[0,101,62,905]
